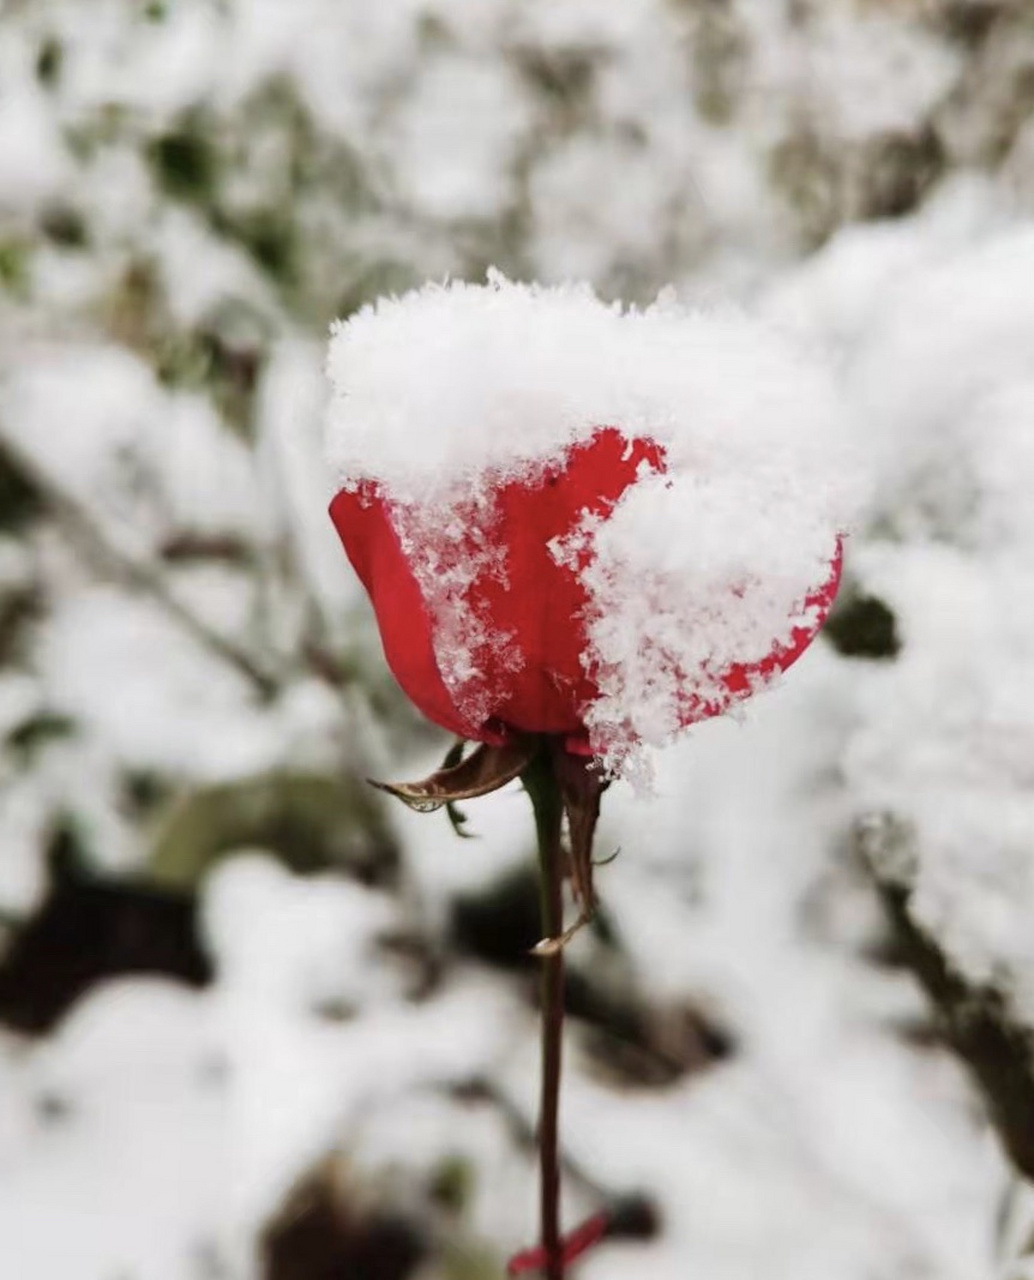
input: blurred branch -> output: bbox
[444,1076,660,1247]
[859,814,1034,1184]
[0,432,282,699]
[447,1076,613,1205]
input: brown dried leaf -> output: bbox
[370,738,538,814]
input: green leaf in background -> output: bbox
[148,770,399,892]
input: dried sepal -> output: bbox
[554,745,608,920]
[439,740,476,837]
[529,745,610,954]
[369,737,538,814]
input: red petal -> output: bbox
[329,429,663,743]
[472,428,665,737]
[329,484,502,742]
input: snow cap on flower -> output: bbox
[325,272,855,778]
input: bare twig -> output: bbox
[0,432,281,699]
[859,813,1034,1184]
[444,1075,614,1206]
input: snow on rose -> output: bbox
[326,272,849,778]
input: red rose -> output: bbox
[330,424,842,757]
[325,277,850,1278]
[325,277,850,774]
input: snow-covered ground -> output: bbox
[1,1,1034,1277]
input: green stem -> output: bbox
[523,749,566,1280]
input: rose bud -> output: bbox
[325,274,850,781]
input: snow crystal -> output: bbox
[325,274,857,767]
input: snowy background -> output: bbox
[1,1,1034,1277]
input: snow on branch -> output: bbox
[860,813,1034,1185]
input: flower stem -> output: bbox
[523,749,566,1280]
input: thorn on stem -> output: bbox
[530,911,593,957]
